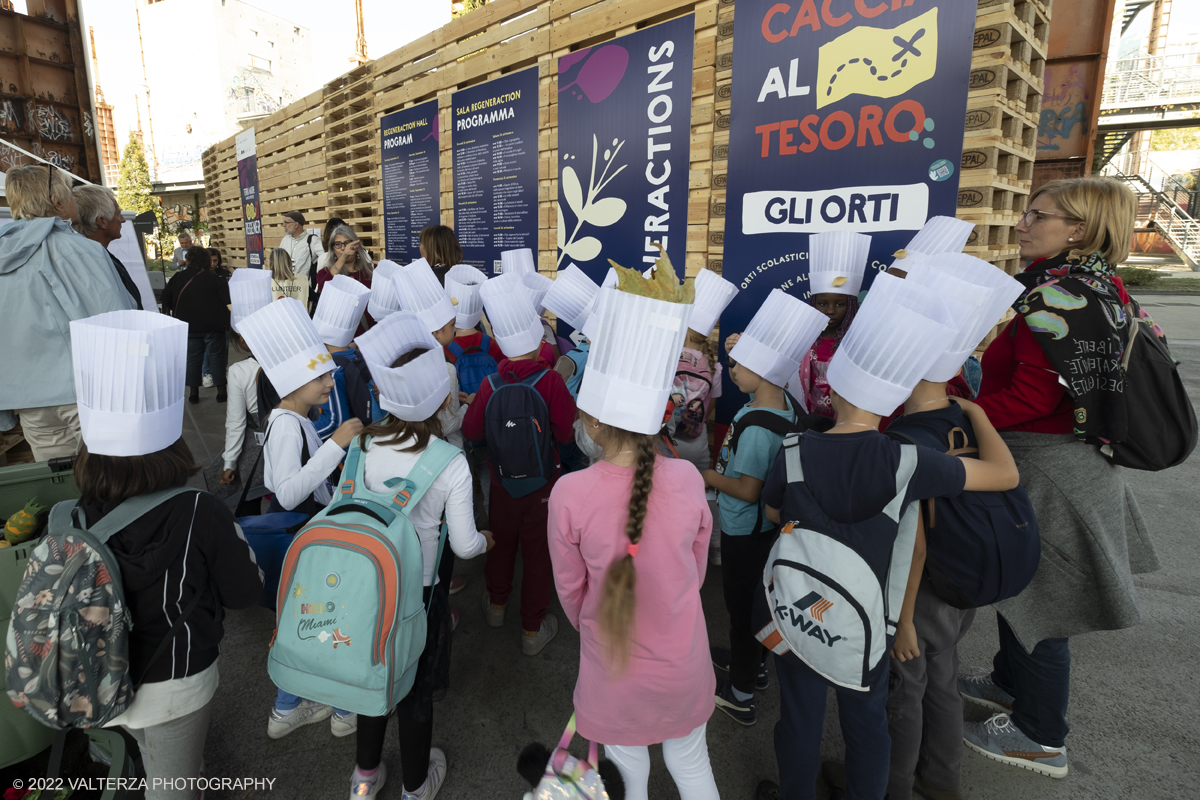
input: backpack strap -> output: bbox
[520,368,550,388]
[883,444,920,632]
[882,444,919,523]
[446,340,465,359]
[479,332,491,354]
[73,486,201,545]
[783,433,804,482]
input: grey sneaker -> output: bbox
[481,591,505,627]
[331,710,358,738]
[958,672,1014,713]
[522,614,559,655]
[267,699,332,739]
[964,713,1068,779]
[401,747,447,800]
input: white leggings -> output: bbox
[603,723,720,800]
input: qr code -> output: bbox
[494,259,504,273]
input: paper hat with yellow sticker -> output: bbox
[313,274,371,347]
[817,8,938,109]
[239,297,337,398]
[809,231,871,296]
[445,264,487,329]
[356,312,450,422]
[888,216,975,276]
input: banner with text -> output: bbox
[718,0,976,419]
[235,128,264,268]
[381,100,440,263]
[451,67,539,276]
[556,14,695,290]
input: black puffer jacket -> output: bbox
[162,267,231,333]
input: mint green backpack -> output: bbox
[266,436,458,716]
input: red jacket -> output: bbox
[462,357,578,469]
[974,263,1132,434]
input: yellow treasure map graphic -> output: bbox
[817,8,939,110]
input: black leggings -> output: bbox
[721,531,775,694]
[356,694,434,791]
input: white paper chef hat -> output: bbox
[689,268,739,335]
[229,268,273,334]
[445,263,487,329]
[728,289,828,387]
[239,297,337,398]
[356,312,450,422]
[889,216,975,273]
[600,267,618,290]
[480,272,544,357]
[579,267,620,340]
[904,253,1025,382]
[542,264,599,330]
[369,260,404,321]
[395,258,455,334]
[500,248,536,276]
[827,272,956,415]
[313,274,371,347]
[577,288,691,435]
[809,231,871,297]
[71,311,187,457]
[523,271,553,315]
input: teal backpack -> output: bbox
[266,436,458,717]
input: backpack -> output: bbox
[333,352,382,424]
[1097,304,1197,471]
[563,343,589,400]
[753,435,919,691]
[266,436,458,716]
[484,369,556,498]
[672,352,714,441]
[6,487,202,729]
[888,424,1041,610]
[447,333,500,396]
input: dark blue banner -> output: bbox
[235,128,263,268]
[451,67,540,276]
[380,100,440,264]
[556,14,695,288]
[718,0,977,421]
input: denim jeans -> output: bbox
[187,332,227,388]
[991,613,1071,747]
[275,688,347,717]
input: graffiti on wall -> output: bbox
[0,98,23,134]
[1038,62,1091,158]
[226,68,294,118]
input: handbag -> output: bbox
[527,714,610,800]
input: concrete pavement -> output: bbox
[173,307,1200,800]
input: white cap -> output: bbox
[904,253,1025,382]
[313,274,371,347]
[239,297,337,398]
[500,248,536,276]
[809,231,870,296]
[479,272,544,357]
[523,271,553,315]
[689,268,739,335]
[729,289,828,387]
[71,310,188,457]
[229,268,273,334]
[827,273,955,415]
[356,312,450,422]
[369,260,404,321]
[577,288,690,435]
[395,258,455,334]
[542,264,599,330]
[445,264,487,329]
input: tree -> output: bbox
[452,0,488,19]
[1150,121,1200,152]
[116,133,156,215]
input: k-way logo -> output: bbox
[775,590,843,648]
[505,420,516,428]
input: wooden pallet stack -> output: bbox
[255,90,327,253]
[201,139,241,264]
[323,64,380,258]
[962,0,1052,275]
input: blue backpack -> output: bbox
[887,421,1041,610]
[563,342,589,400]
[267,436,458,717]
[484,369,556,498]
[446,333,499,395]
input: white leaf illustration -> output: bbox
[564,236,602,262]
[557,203,566,250]
[587,197,626,227]
[562,166,584,216]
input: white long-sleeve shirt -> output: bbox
[278,232,324,278]
[437,363,465,450]
[263,409,346,511]
[363,435,487,586]
[222,358,260,470]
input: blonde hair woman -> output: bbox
[268,247,310,310]
[961,177,1160,779]
[0,164,137,459]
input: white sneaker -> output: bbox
[332,710,358,738]
[350,762,386,799]
[522,614,558,656]
[267,699,333,739]
[402,748,447,800]
[202,374,214,388]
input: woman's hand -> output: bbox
[219,469,236,485]
[331,418,365,449]
[724,333,741,354]
[891,620,920,662]
[481,529,495,552]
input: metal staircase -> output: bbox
[1103,150,1200,271]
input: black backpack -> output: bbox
[332,352,377,425]
[1099,305,1197,471]
[484,369,556,498]
[887,422,1041,610]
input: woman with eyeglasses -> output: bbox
[957,177,1161,780]
[314,224,375,334]
[0,164,137,460]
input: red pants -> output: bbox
[484,474,557,632]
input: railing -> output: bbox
[1103,150,1200,270]
[1106,150,1195,209]
[1101,51,1200,108]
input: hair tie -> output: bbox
[626,542,640,558]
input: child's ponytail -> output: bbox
[598,431,658,671]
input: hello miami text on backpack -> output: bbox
[754,435,919,691]
[6,487,203,728]
[485,369,557,498]
[672,351,714,441]
[447,333,499,396]
[267,436,458,716]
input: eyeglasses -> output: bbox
[332,240,350,249]
[1018,209,1079,226]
